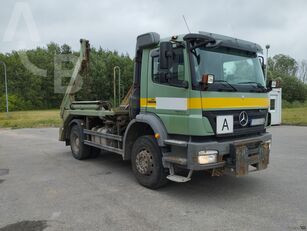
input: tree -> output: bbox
[268,54,307,103]
[298,60,307,83]
[268,54,298,77]
[61,44,72,54]
[280,76,307,103]
[0,42,134,112]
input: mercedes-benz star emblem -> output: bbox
[239,111,249,127]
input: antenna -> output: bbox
[182,15,191,33]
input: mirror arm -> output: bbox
[168,80,189,89]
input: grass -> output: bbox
[282,107,307,126]
[0,107,306,129]
[0,110,61,129]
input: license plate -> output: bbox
[216,115,233,134]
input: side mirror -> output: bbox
[159,72,189,88]
[267,80,281,91]
[159,42,173,70]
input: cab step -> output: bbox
[166,174,191,183]
[166,168,193,183]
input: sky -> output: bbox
[0,0,307,61]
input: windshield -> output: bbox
[192,47,266,92]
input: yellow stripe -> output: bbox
[190,97,269,109]
[140,97,269,109]
[140,98,147,107]
[140,98,156,108]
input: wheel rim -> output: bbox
[135,148,154,176]
[71,133,80,154]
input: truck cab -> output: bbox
[59,32,272,189]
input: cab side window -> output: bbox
[152,48,185,84]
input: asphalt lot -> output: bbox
[0,126,306,231]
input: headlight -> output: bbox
[197,150,218,164]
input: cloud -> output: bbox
[1,0,307,61]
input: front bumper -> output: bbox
[163,132,272,175]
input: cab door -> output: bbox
[145,47,189,135]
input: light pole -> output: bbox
[265,44,270,80]
[0,61,8,113]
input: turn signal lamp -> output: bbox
[201,74,214,85]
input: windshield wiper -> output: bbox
[214,80,237,92]
[238,81,267,92]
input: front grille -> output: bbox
[203,109,267,137]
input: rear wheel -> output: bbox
[131,135,168,189]
[70,124,91,160]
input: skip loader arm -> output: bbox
[60,39,90,118]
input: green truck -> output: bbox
[59,32,272,189]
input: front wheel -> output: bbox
[131,135,168,189]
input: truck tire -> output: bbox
[131,135,168,189]
[69,124,91,160]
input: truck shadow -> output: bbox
[160,171,264,201]
[81,151,265,201]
